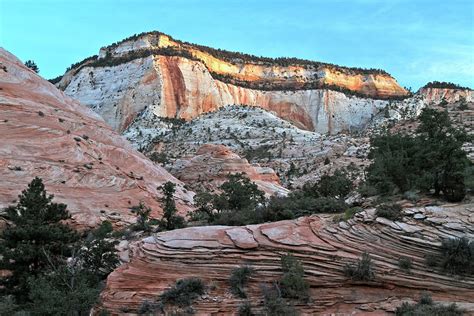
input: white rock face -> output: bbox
[60,55,416,135]
[64,57,162,131]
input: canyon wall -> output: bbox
[61,55,394,135]
[58,32,409,135]
[0,48,194,230]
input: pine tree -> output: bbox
[159,181,185,230]
[24,60,39,73]
[0,177,78,302]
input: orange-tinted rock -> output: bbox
[58,32,408,135]
[171,144,288,196]
[419,87,473,105]
[100,204,474,315]
[0,48,194,230]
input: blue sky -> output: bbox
[1,0,473,89]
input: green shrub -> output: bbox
[261,284,298,316]
[138,300,159,314]
[316,170,353,199]
[238,301,254,316]
[192,173,266,226]
[344,252,375,282]
[395,292,463,316]
[91,220,113,239]
[376,203,403,221]
[159,277,205,307]
[358,183,378,197]
[149,152,169,165]
[439,237,473,275]
[398,257,412,272]
[280,254,309,300]
[403,191,420,203]
[229,265,254,298]
[131,202,152,231]
[344,207,362,221]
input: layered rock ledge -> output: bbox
[101,203,474,315]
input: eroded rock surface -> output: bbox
[170,144,289,196]
[0,48,194,230]
[57,32,410,135]
[101,204,474,315]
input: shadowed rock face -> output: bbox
[100,204,474,315]
[57,32,409,135]
[0,48,194,230]
[170,144,289,197]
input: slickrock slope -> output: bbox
[56,32,409,134]
[170,144,289,196]
[0,48,194,230]
[101,203,474,315]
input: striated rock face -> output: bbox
[0,48,194,230]
[170,144,289,196]
[100,204,474,315]
[57,32,409,134]
[419,87,474,105]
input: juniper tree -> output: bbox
[159,181,185,230]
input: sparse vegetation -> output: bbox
[439,237,473,275]
[131,201,152,231]
[229,265,254,298]
[344,252,375,282]
[238,301,254,316]
[24,60,39,73]
[149,151,169,165]
[396,292,464,316]
[398,257,412,272]
[375,203,403,221]
[279,254,309,300]
[261,283,298,316]
[159,277,205,307]
[423,81,471,91]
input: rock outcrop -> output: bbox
[56,32,409,134]
[0,48,194,230]
[100,203,474,314]
[419,87,473,105]
[170,144,289,196]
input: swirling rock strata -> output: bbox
[0,49,194,230]
[101,204,474,315]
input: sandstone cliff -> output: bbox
[100,203,474,315]
[0,48,194,230]
[56,32,409,134]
